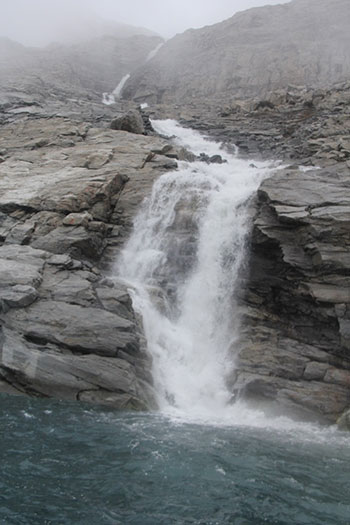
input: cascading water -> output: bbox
[112,73,131,98]
[102,73,131,105]
[146,42,164,61]
[117,119,276,420]
[102,42,163,106]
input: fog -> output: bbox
[0,0,290,47]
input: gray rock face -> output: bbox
[0,244,155,410]
[123,0,350,104]
[233,164,350,423]
[0,114,173,410]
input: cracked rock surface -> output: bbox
[0,115,174,409]
[234,164,350,423]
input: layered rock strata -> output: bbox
[0,115,178,408]
[234,164,350,423]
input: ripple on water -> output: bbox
[1,395,350,525]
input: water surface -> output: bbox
[1,395,350,525]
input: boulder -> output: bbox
[111,110,145,134]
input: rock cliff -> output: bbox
[123,0,350,104]
[0,114,179,409]
[236,164,350,423]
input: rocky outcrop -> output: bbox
[123,0,350,105]
[233,164,350,423]
[0,114,176,408]
[0,246,153,409]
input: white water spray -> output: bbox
[117,120,275,421]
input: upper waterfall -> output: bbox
[102,73,131,105]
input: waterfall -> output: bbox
[102,43,163,106]
[146,42,164,62]
[117,120,275,420]
[102,73,131,105]
[112,73,131,98]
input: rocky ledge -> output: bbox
[0,114,180,409]
[234,163,350,424]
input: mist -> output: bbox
[0,0,291,47]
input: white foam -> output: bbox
[102,92,115,105]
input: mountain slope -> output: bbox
[0,33,163,104]
[123,0,350,104]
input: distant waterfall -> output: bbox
[102,73,130,105]
[146,42,163,62]
[112,73,131,98]
[117,120,274,420]
[102,42,163,106]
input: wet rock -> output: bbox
[5,300,138,357]
[0,117,171,409]
[234,163,350,422]
[209,154,226,164]
[31,226,106,260]
[96,282,134,321]
[0,327,150,409]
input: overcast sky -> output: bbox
[0,0,290,46]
